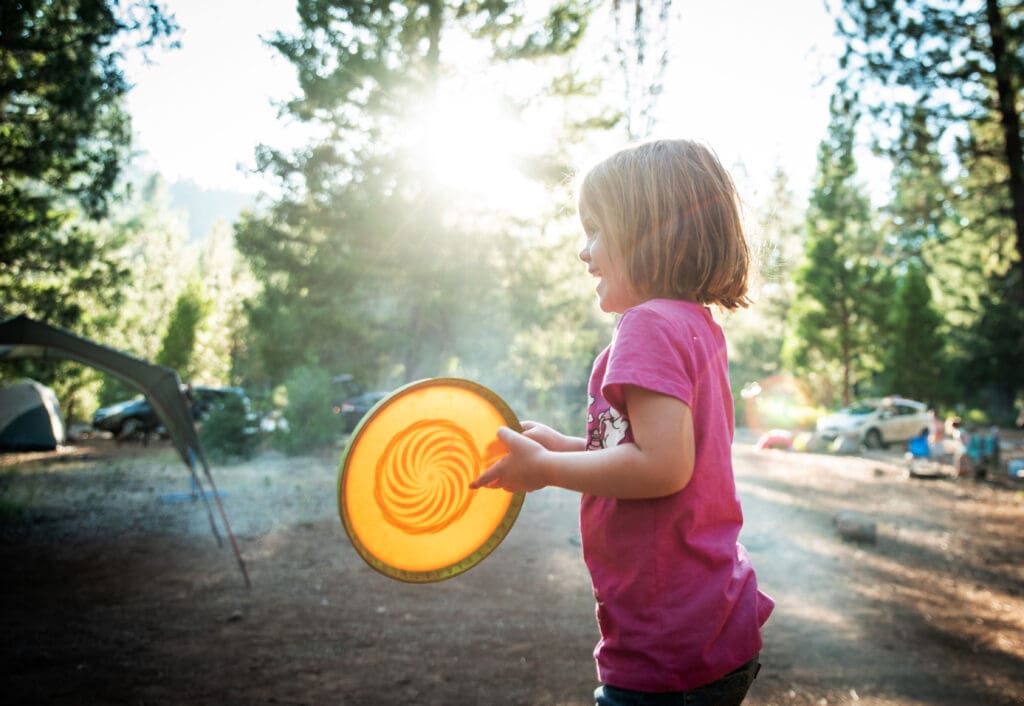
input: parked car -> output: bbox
[333,390,388,433]
[329,374,388,433]
[92,395,161,438]
[92,385,256,439]
[190,386,255,421]
[816,396,930,449]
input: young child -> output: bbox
[471,139,774,705]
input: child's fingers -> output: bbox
[470,453,507,489]
[471,427,520,489]
[469,466,496,489]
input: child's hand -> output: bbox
[470,427,553,493]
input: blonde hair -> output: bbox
[578,139,751,310]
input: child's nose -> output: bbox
[579,243,591,262]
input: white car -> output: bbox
[816,397,930,449]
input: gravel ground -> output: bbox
[2,435,1023,705]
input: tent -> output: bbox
[0,314,249,586]
[0,378,66,451]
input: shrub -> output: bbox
[272,366,341,455]
[198,393,258,463]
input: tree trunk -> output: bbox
[986,0,1024,301]
[425,0,442,73]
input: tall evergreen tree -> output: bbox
[958,269,1024,421]
[954,115,1024,417]
[0,1,178,422]
[886,106,957,264]
[829,0,1024,301]
[156,277,211,383]
[0,0,178,328]
[782,91,894,407]
[880,106,954,404]
[885,262,946,403]
[236,1,601,398]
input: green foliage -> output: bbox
[0,1,178,325]
[831,0,1024,334]
[198,393,258,463]
[0,1,178,421]
[828,0,1024,420]
[876,110,955,405]
[955,270,1024,423]
[782,91,893,407]
[272,365,342,455]
[156,277,211,381]
[237,0,608,430]
[90,176,193,406]
[723,165,803,398]
[884,263,946,403]
[495,229,609,432]
[191,222,257,387]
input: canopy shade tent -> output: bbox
[0,314,249,586]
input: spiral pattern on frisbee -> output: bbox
[374,419,479,534]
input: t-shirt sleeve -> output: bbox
[602,305,696,416]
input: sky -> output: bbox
[124,0,303,194]
[124,0,846,202]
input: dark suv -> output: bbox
[330,374,388,433]
[93,385,255,439]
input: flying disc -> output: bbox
[337,378,524,582]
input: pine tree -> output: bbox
[830,0,1024,303]
[235,0,602,401]
[880,106,954,405]
[885,263,946,403]
[0,1,178,422]
[156,277,211,383]
[0,0,178,328]
[782,90,894,407]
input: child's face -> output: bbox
[578,208,639,314]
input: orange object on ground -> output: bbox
[337,378,524,582]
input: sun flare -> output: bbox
[409,80,551,216]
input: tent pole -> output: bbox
[197,450,251,589]
[186,450,224,548]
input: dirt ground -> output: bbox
[2,433,1023,706]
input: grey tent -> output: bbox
[0,378,66,451]
[0,314,249,586]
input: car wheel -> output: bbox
[119,418,142,441]
[864,428,884,449]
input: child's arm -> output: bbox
[470,385,694,499]
[519,421,587,453]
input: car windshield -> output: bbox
[115,395,145,406]
[840,402,877,415]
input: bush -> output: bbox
[272,366,341,455]
[198,393,258,463]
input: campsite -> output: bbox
[2,433,1023,706]
[4,2,1024,705]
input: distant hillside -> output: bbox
[168,180,255,242]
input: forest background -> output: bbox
[2,0,1022,453]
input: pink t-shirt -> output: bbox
[582,298,774,692]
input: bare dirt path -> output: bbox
[2,437,1022,705]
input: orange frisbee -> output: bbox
[337,378,524,582]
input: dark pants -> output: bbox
[594,656,761,706]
